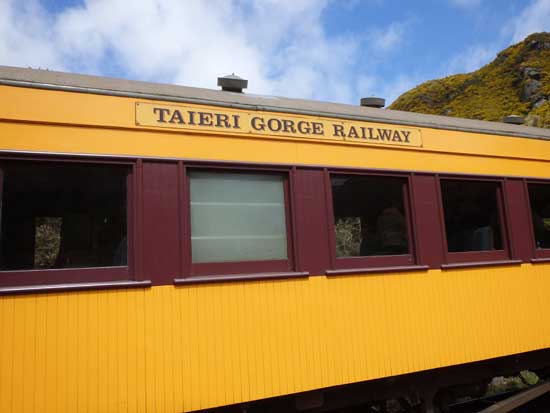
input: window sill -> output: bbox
[174,271,309,285]
[531,258,550,264]
[441,259,522,270]
[0,280,152,296]
[326,265,429,276]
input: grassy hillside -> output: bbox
[389,32,550,128]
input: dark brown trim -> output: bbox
[141,161,180,285]
[410,174,445,268]
[496,184,511,255]
[441,259,521,270]
[191,259,292,276]
[174,271,309,285]
[0,279,151,296]
[293,168,331,275]
[324,168,337,270]
[530,258,550,264]
[289,166,300,271]
[134,159,144,280]
[127,164,136,280]
[0,266,131,287]
[503,179,534,262]
[326,265,429,276]
[177,160,187,277]
[525,181,550,260]
[180,160,192,277]
[407,173,422,265]
[334,255,414,268]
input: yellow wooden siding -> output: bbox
[1,121,549,180]
[0,85,550,174]
[0,264,549,412]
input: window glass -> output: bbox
[0,162,128,271]
[331,175,409,257]
[528,183,550,249]
[190,171,288,263]
[440,180,503,252]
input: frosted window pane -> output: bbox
[190,172,288,263]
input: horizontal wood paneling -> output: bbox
[1,264,550,412]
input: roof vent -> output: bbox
[360,97,385,108]
[502,115,524,125]
[217,73,248,93]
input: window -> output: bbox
[0,160,132,287]
[186,169,294,275]
[329,173,414,270]
[439,178,509,263]
[527,183,550,258]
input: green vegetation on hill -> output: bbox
[389,32,550,128]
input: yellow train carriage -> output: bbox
[0,66,549,412]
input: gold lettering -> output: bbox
[215,113,231,128]
[198,112,213,126]
[153,107,170,123]
[347,126,359,139]
[169,109,185,124]
[297,121,311,134]
[377,128,392,141]
[392,130,403,142]
[251,116,265,131]
[333,124,346,137]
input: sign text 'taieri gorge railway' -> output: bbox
[135,102,422,147]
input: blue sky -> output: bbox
[1,0,549,104]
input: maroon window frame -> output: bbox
[179,162,297,277]
[325,169,418,272]
[0,156,138,288]
[436,176,511,265]
[525,180,550,261]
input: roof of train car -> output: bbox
[1,65,550,141]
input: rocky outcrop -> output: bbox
[390,32,550,128]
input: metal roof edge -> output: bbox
[1,65,549,141]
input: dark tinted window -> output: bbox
[0,162,128,271]
[440,180,503,252]
[331,175,409,257]
[528,183,550,249]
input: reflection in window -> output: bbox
[0,162,128,271]
[189,171,288,263]
[528,183,550,249]
[440,180,503,253]
[331,175,409,257]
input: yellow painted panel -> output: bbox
[0,85,549,163]
[3,265,549,412]
[1,121,549,179]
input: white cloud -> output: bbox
[446,44,498,74]
[0,0,63,70]
[509,0,550,43]
[0,0,409,104]
[370,22,406,52]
